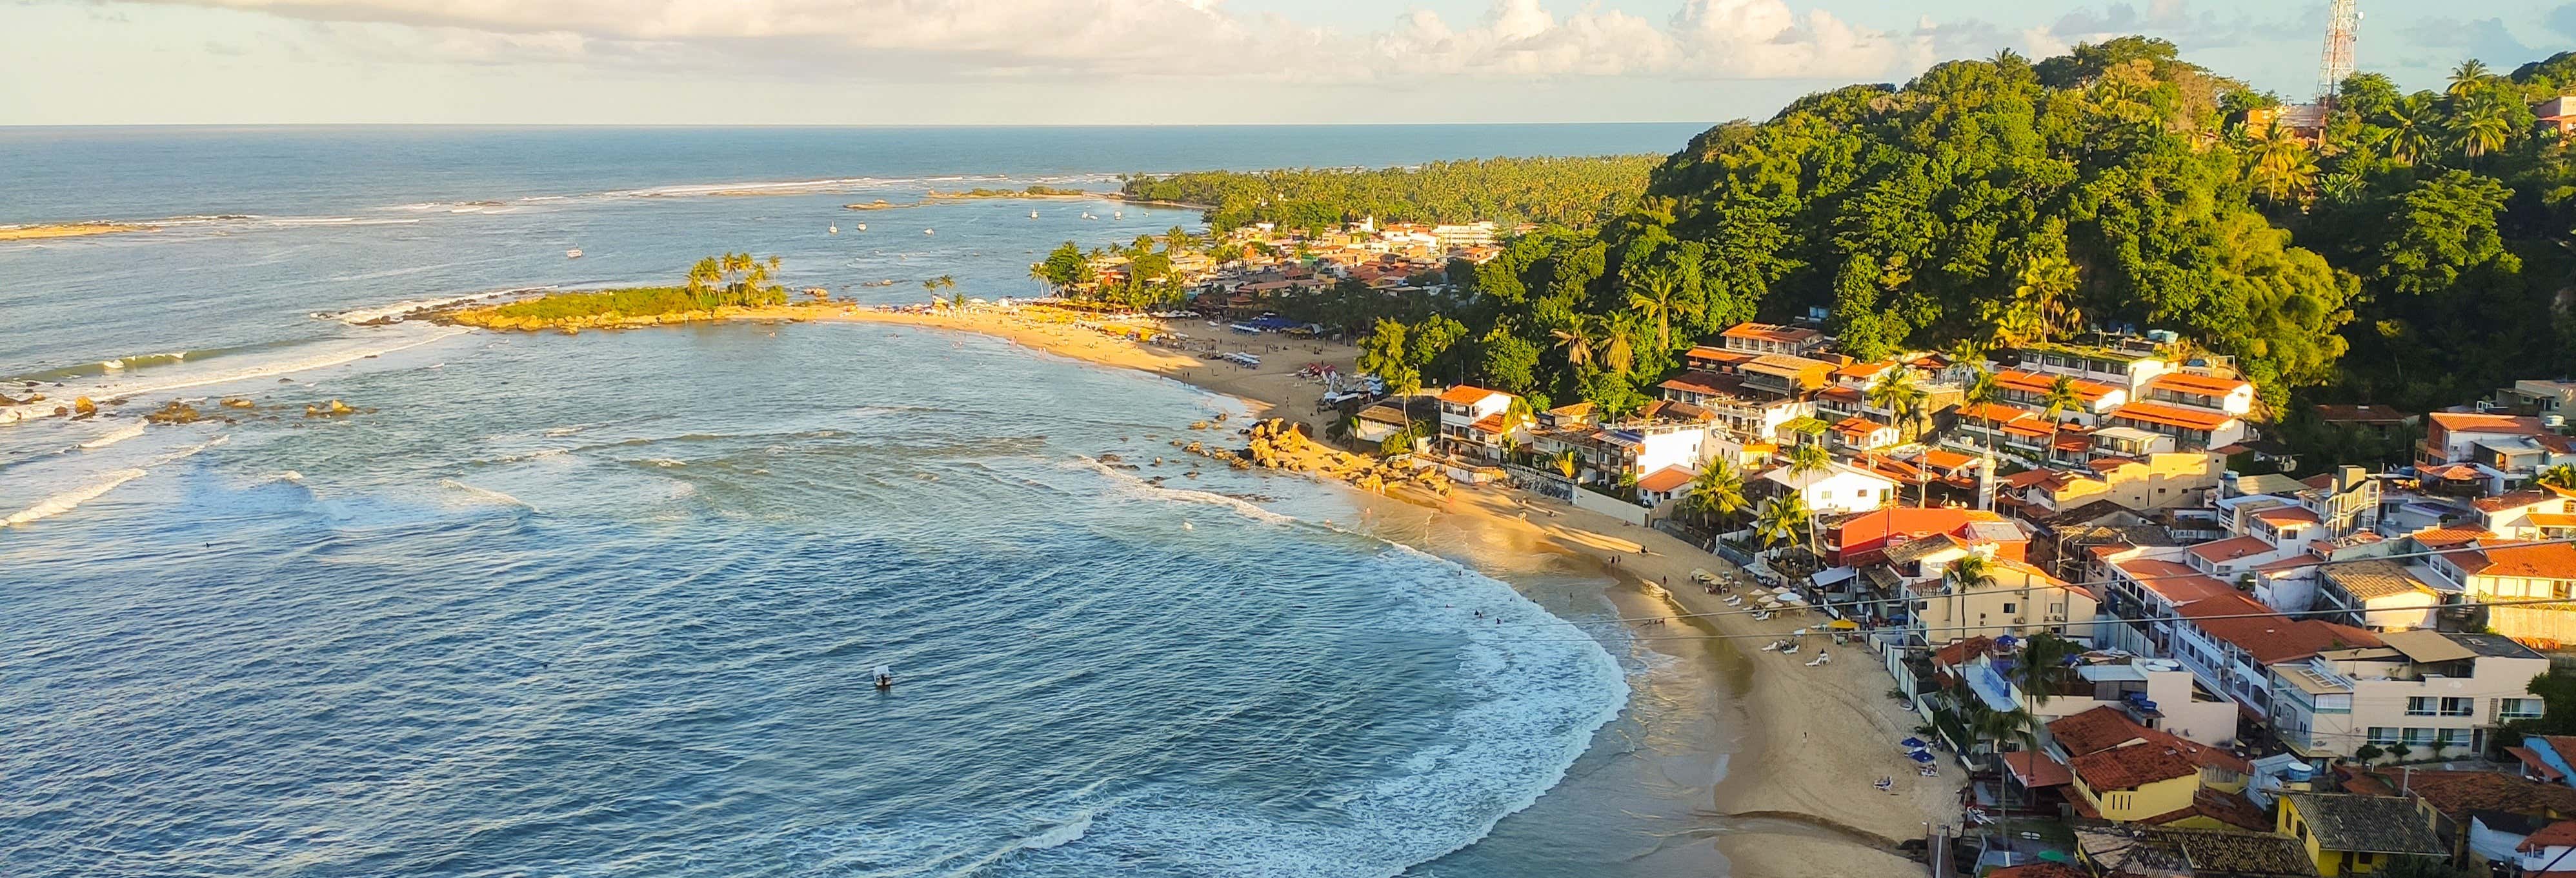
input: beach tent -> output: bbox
[1827,619,1860,630]
[1907,750,1936,763]
[1691,568,1714,583]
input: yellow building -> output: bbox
[2277,792,2445,876]
[2047,706,2265,830]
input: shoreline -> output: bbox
[0,223,154,242]
[788,303,1955,875]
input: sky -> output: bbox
[0,0,2570,125]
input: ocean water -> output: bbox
[0,125,1736,877]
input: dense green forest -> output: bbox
[1340,39,2575,419]
[1117,155,1663,233]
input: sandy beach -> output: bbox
[791,303,1959,876]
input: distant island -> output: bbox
[0,223,154,241]
[447,253,798,332]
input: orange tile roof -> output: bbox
[2524,820,2576,852]
[1836,360,1896,380]
[1922,449,1975,470]
[1636,465,1694,494]
[1684,346,1757,366]
[1719,322,1820,344]
[2112,402,2236,432]
[2146,372,2251,397]
[2251,506,2320,525]
[2189,536,2275,564]
[2474,488,2554,512]
[1995,369,2118,402]
[2113,559,2236,604]
[2458,539,2576,579]
[2176,592,2382,664]
[2001,750,2074,788]
[1469,414,1508,434]
[2428,411,2546,435]
[1438,384,1502,405]
[1832,415,1891,437]
[1816,384,1865,403]
[2071,738,2202,790]
[1658,371,1747,398]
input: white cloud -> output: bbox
[133,0,1951,82]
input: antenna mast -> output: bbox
[2317,0,2359,103]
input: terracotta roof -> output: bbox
[2189,536,2275,564]
[1931,635,1998,667]
[1469,414,1508,434]
[1921,449,1975,470]
[1684,346,1757,366]
[2251,506,2320,526]
[1658,371,1749,398]
[1636,465,1694,494]
[2113,401,2237,432]
[2409,526,2496,548]
[2428,411,2545,435]
[2146,372,2251,397]
[2049,706,2151,756]
[2475,488,2555,512]
[1958,401,2043,423]
[2176,592,2382,665]
[1815,384,1864,403]
[1719,322,1820,344]
[2113,558,2236,605]
[2071,741,2201,790]
[1438,384,1503,405]
[1995,369,2118,403]
[2524,820,2576,852]
[2510,746,2568,782]
[2001,470,2056,489]
[2456,538,2576,579]
[2250,554,2326,574]
[2002,750,2074,788]
[1835,360,1895,380]
[2284,793,2445,855]
[2388,769,2576,821]
[1831,415,1890,437]
[2419,463,2483,481]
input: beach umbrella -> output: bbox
[1908,750,1936,763]
[1691,568,1713,582]
[1780,594,1806,603]
[1828,619,1860,630]
[1900,737,1928,749]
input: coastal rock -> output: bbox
[145,401,204,424]
[72,397,96,417]
[304,399,356,418]
[219,397,254,409]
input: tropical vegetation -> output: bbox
[458,252,789,326]
[1118,155,1664,234]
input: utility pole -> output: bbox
[2317,0,2359,104]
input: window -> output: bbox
[2439,697,2473,717]
[2402,728,2439,745]
[2366,727,2400,745]
[2406,697,2437,716]
[2502,698,2545,721]
[2002,603,2018,614]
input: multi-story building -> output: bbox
[1715,322,1829,357]
[2420,535,2576,649]
[2267,629,2548,760]
[1434,385,1523,461]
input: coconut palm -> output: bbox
[1963,700,2039,768]
[1944,552,1997,595]
[1787,442,1833,477]
[2539,464,2576,492]
[1869,367,1930,439]
[1553,448,1580,481]
[2447,59,2491,99]
[2040,375,2085,423]
[2247,126,2320,206]
[2452,92,2514,160]
[1626,263,1696,352]
[2371,94,2438,165]
[2016,631,2084,710]
[1687,458,1749,531]
[2013,253,2083,340]
[1752,493,1809,558]
[1961,366,2002,446]
[1162,226,1196,255]
[1549,318,1597,371]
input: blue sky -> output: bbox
[1,0,2569,125]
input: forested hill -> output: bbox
[1402,39,2572,419]
[1117,155,1662,233]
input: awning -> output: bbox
[1828,619,1860,630]
[1811,566,1857,587]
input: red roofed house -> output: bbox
[2106,401,2250,452]
[1824,506,2027,566]
[1435,385,1525,463]
[2418,411,2553,495]
[2169,590,2381,716]
[2424,535,2576,649]
[1829,415,1900,452]
[2041,706,2255,828]
[1715,321,1827,357]
[1992,368,2128,425]
[2142,371,2255,417]
[2515,820,2576,878]
[1635,464,1696,506]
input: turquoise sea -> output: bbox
[0,125,1751,877]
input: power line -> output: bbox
[1494,535,2576,631]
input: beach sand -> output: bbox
[0,223,152,242]
[792,303,1959,876]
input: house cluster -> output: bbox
[1378,319,2575,878]
[1176,216,1520,319]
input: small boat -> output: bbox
[873,665,894,690]
[855,223,867,231]
[829,225,839,234]
[1029,210,1040,219]
[565,248,583,259]
[1112,210,1123,219]
[923,228,934,235]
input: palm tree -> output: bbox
[1961,366,2002,446]
[2040,375,2085,424]
[1962,700,2039,770]
[1626,263,1696,352]
[2447,59,2491,99]
[2452,92,2514,160]
[1553,448,1580,481]
[2013,253,2082,341]
[1868,367,1930,439]
[1787,442,1832,477]
[1028,262,1052,294]
[1549,318,1596,372]
[2371,94,2438,165]
[1162,226,1196,256]
[2539,464,2576,492]
[2248,126,2320,206]
[1686,458,1749,532]
[2015,631,2084,710]
[1752,493,1809,559]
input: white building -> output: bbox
[1434,385,1522,461]
[1762,463,1898,515]
[2267,630,2549,760]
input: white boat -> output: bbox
[1113,210,1123,219]
[829,225,839,234]
[1029,210,1040,219]
[565,248,583,259]
[856,223,867,231]
[923,228,934,235]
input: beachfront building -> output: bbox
[1656,370,1811,440]
[2266,629,2548,761]
[2277,793,2448,877]
[1897,546,2098,647]
[1822,506,2026,567]
[1434,385,1525,463]
[2004,452,2225,517]
[2042,706,2257,829]
[1760,462,1897,516]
